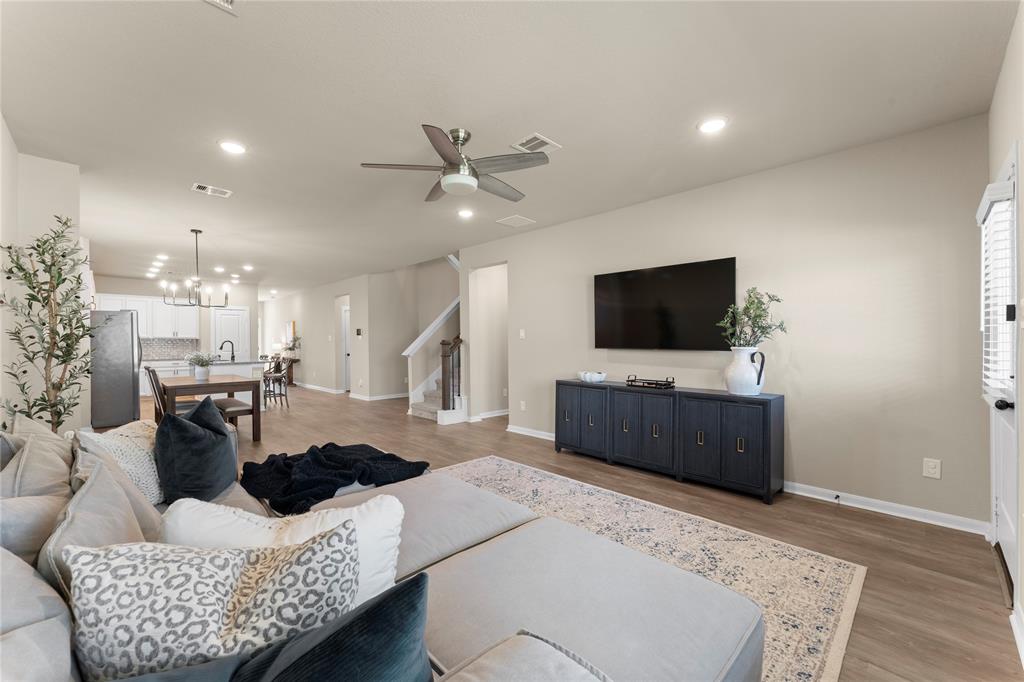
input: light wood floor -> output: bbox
[149,388,1022,681]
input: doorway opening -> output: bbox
[334,295,351,393]
[467,263,509,420]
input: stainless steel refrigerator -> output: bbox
[90,310,141,428]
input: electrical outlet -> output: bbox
[519,400,527,411]
[519,328,526,340]
[502,387,508,397]
[923,458,941,479]
[358,378,364,387]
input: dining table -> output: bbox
[160,374,261,441]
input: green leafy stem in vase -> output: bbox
[717,287,787,348]
[184,352,218,368]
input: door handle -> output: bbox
[696,430,704,446]
[736,437,745,453]
[652,423,660,438]
[622,419,629,433]
[588,414,594,427]
[563,410,570,422]
[995,399,1015,411]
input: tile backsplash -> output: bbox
[142,337,199,361]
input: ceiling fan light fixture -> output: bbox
[440,173,478,196]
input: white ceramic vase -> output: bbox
[194,365,210,381]
[724,346,766,396]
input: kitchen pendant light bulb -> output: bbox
[205,286,213,295]
[159,280,168,289]
[184,279,193,288]
[169,283,178,293]
[222,283,230,292]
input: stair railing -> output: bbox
[440,335,462,410]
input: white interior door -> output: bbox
[342,306,351,392]
[979,163,1018,589]
[212,307,251,361]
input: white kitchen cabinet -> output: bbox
[151,302,176,338]
[95,294,125,311]
[122,296,152,338]
[175,307,200,339]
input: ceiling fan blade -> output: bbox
[470,152,548,175]
[422,125,463,165]
[425,179,445,202]
[361,163,443,171]
[478,174,525,202]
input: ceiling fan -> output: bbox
[361,125,548,202]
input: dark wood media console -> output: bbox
[554,380,784,503]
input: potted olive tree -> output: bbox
[717,287,787,396]
[1,217,93,432]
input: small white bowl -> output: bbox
[578,371,607,383]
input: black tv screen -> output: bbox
[594,257,736,350]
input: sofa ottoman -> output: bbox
[424,516,764,682]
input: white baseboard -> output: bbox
[294,382,346,395]
[783,480,991,536]
[469,409,510,423]
[506,424,556,441]
[503,425,990,535]
[350,392,409,402]
[1011,607,1024,670]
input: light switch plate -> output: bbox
[923,458,941,479]
[519,328,526,340]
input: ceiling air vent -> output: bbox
[511,133,561,154]
[203,0,238,16]
[191,183,233,199]
[496,214,537,228]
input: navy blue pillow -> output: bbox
[231,572,432,682]
[154,396,236,504]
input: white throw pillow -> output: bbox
[77,421,162,505]
[65,522,360,682]
[162,493,403,606]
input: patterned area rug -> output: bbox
[440,456,866,682]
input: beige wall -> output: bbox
[460,115,989,521]
[94,274,260,359]
[1,142,86,429]
[467,263,509,417]
[261,274,370,393]
[367,270,417,397]
[989,0,1023,607]
[408,259,460,396]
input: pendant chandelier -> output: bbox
[158,229,229,308]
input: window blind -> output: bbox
[981,198,1016,402]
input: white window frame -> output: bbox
[978,147,1018,406]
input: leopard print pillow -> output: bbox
[65,520,359,681]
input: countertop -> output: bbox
[144,359,265,366]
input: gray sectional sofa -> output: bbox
[1,429,764,681]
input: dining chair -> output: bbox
[145,367,200,422]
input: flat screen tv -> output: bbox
[594,257,736,350]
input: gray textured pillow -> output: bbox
[66,520,361,682]
[0,495,69,564]
[37,461,145,597]
[0,435,73,499]
[71,446,163,541]
[0,432,26,471]
[77,421,162,504]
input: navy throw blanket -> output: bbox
[240,443,429,515]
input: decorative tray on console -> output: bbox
[625,375,675,389]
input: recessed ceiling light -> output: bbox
[242,264,253,271]
[213,266,225,273]
[156,254,168,261]
[219,140,246,155]
[230,273,239,278]
[458,209,474,219]
[145,272,156,278]
[151,261,162,267]
[697,117,728,135]
[270,289,278,294]
[148,268,159,273]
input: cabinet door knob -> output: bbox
[652,423,660,438]
[622,419,629,433]
[563,410,570,422]
[736,437,745,453]
[696,430,704,446]
[588,414,594,427]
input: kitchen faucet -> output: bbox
[219,340,236,362]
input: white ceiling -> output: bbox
[2,1,1017,299]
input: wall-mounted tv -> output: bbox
[594,257,736,351]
